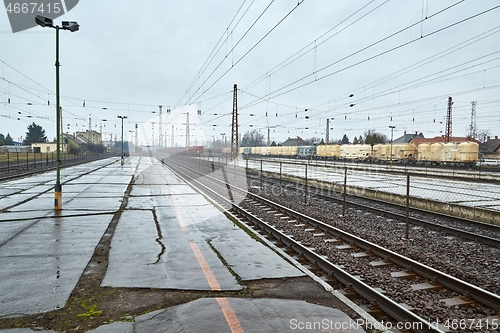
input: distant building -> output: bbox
[75,130,102,145]
[282,137,307,146]
[31,143,68,153]
[65,133,93,146]
[0,145,31,153]
[410,136,479,147]
[479,136,500,159]
[392,131,424,144]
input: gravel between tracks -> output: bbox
[244,184,500,332]
[168,158,500,332]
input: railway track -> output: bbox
[196,155,500,247]
[163,156,500,333]
[244,172,500,249]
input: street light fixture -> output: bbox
[221,133,226,148]
[117,116,128,165]
[62,21,79,32]
[35,15,79,211]
[389,125,396,166]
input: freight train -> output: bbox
[235,142,479,167]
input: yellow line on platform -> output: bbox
[160,163,245,332]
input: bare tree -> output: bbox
[241,130,265,147]
[477,129,491,143]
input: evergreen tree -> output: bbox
[341,134,349,144]
[23,122,47,144]
[4,133,14,145]
[0,134,5,146]
[364,129,387,145]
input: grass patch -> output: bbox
[77,304,102,318]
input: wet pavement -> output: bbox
[0,158,126,317]
[0,156,367,332]
[88,298,366,333]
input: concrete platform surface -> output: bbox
[0,298,366,333]
[101,157,304,291]
[0,156,365,332]
[0,158,129,317]
[91,298,366,333]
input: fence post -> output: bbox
[7,151,9,173]
[342,167,347,218]
[304,164,308,204]
[17,152,20,171]
[34,152,36,169]
[233,159,236,181]
[260,160,263,190]
[279,161,282,195]
[26,152,29,171]
[406,173,410,239]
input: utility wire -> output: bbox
[175,0,253,108]
[241,3,500,111]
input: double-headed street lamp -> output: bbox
[117,116,128,165]
[389,125,396,166]
[35,15,79,211]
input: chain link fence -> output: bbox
[180,155,499,226]
[0,151,116,178]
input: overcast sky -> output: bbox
[1,1,500,147]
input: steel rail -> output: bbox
[162,159,449,333]
[245,172,500,248]
[196,157,500,244]
[164,158,500,313]
[249,191,500,313]
[236,207,444,333]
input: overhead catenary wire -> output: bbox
[180,1,305,111]
[2,2,499,145]
[243,0,387,92]
[312,25,500,111]
[241,1,499,111]
[175,0,253,109]
[177,0,276,111]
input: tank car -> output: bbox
[297,146,317,159]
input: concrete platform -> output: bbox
[88,298,366,333]
[0,156,368,332]
[101,157,304,290]
[0,298,366,333]
[0,158,130,317]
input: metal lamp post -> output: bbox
[117,116,128,165]
[220,133,225,148]
[35,15,79,211]
[389,125,396,166]
[129,130,134,154]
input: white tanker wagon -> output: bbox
[241,141,479,167]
